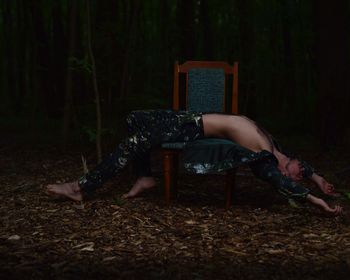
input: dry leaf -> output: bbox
[80,244,94,252]
[73,242,94,251]
[103,256,116,262]
[8,235,21,241]
[266,249,285,254]
[222,247,248,255]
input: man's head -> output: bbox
[284,158,304,181]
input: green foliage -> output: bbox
[288,198,301,209]
[69,56,92,73]
[344,192,350,200]
[113,196,125,206]
[82,126,116,143]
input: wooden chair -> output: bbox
[162,61,239,209]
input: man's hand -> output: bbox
[306,194,343,216]
[311,173,339,196]
[318,178,336,195]
[323,205,343,215]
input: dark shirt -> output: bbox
[183,139,314,200]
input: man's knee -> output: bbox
[126,111,136,122]
[126,111,138,131]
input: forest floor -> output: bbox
[1,144,350,280]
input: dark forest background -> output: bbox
[1,0,350,154]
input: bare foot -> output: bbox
[123,177,156,199]
[46,181,83,201]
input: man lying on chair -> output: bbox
[46,110,342,216]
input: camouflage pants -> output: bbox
[78,110,204,192]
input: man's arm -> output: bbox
[250,160,342,215]
[250,159,311,199]
[306,193,343,214]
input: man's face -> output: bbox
[285,159,304,181]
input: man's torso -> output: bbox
[202,114,274,153]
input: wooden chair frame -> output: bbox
[163,61,239,209]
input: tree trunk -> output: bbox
[2,1,15,114]
[12,0,21,113]
[236,0,256,117]
[177,0,196,60]
[199,0,214,60]
[51,1,67,117]
[281,0,296,110]
[313,0,350,149]
[87,0,102,163]
[62,0,78,149]
[17,0,31,114]
[119,0,141,99]
[0,4,3,109]
[28,0,51,118]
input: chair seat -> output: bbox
[161,142,187,150]
[187,138,235,146]
[161,138,235,150]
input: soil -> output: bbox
[1,146,350,279]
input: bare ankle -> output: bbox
[136,176,156,182]
[72,181,81,192]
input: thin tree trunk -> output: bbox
[177,0,195,60]
[62,0,78,149]
[313,0,349,148]
[0,4,3,108]
[200,0,214,59]
[2,1,15,114]
[51,1,67,116]
[119,0,141,99]
[16,0,28,113]
[86,0,102,163]
[28,0,51,118]
[236,0,256,117]
[11,0,21,113]
[0,2,7,110]
[281,0,295,109]
[160,0,169,65]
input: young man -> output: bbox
[47,110,342,215]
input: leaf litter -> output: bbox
[0,148,350,279]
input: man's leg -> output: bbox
[46,181,82,201]
[46,130,153,201]
[124,152,157,198]
[124,111,157,198]
[46,110,205,201]
[125,111,206,199]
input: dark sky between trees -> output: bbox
[0,0,349,151]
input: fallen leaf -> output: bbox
[222,247,248,255]
[81,244,94,252]
[266,249,285,254]
[8,235,21,241]
[103,256,116,262]
[73,242,95,252]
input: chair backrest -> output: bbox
[173,61,239,113]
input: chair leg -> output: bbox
[225,169,236,210]
[163,151,173,206]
